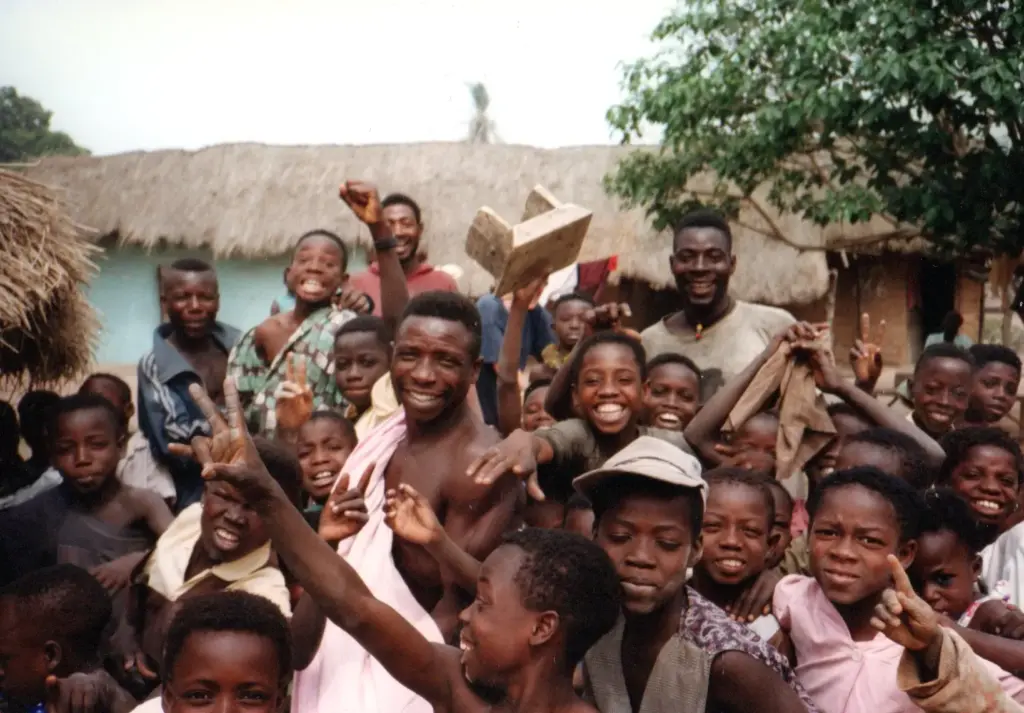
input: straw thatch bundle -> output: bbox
[22,143,916,305]
[0,169,99,383]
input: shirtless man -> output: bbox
[138,258,241,510]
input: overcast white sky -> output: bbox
[0,0,675,156]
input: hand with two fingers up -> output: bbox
[850,312,885,392]
[274,354,314,432]
[318,463,374,543]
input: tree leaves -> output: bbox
[0,87,89,163]
[606,0,1024,256]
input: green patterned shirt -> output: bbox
[228,307,355,438]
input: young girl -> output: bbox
[937,426,1021,538]
[692,468,785,647]
[774,466,1024,711]
[643,353,702,432]
[521,378,555,432]
[295,411,358,529]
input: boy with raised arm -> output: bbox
[177,378,623,713]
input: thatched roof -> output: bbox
[22,143,917,305]
[0,170,99,383]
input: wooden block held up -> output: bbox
[467,185,592,296]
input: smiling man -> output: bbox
[349,193,458,316]
[640,209,795,400]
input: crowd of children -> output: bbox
[4,188,1024,713]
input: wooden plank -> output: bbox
[521,185,561,222]
[493,203,592,296]
[465,207,513,279]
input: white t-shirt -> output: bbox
[641,300,796,399]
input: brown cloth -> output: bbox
[722,340,836,480]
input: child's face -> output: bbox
[834,442,905,481]
[522,387,555,432]
[908,530,978,621]
[200,482,269,562]
[0,597,50,708]
[564,507,595,540]
[162,630,286,713]
[80,380,134,425]
[809,484,914,607]
[572,343,643,436]
[644,363,700,432]
[296,419,354,504]
[768,486,794,561]
[552,300,589,351]
[595,492,702,615]
[334,331,390,412]
[286,237,346,307]
[457,544,552,686]
[731,414,778,473]
[971,362,1020,423]
[910,357,972,435]
[948,444,1020,528]
[51,408,122,495]
[700,483,774,586]
[808,413,873,488]
[522,500,566,530]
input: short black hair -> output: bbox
[253,436,304,506]
[919,487,989,555]
[49,393,124,441]
[569,332,647,387]
[335,315,393,349]
[914,343,975,376]
[646,352,702,382]
[673,208,733,250]
[808,466,925,541]
[844,427,934,489]
[293,230,348,270]
[551,292,594,314]
[970,344,1023,375]
[704,467,775,529]
[827,402,869,422]
[938,426,1023,485]
[169,257,214,273]
[399,291,482,360]
[566,492,592,511]
[0,564,111,661]
[80,373,133,408]
[303,410,358,445]
[163,592,292,684]
[381,193,422,224]
[590,474,705,534]
[500,528,621,667]
[523,378,552,403]
[17,390,61,452]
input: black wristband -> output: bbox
[374,236,398,251]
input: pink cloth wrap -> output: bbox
[291,411,443,713]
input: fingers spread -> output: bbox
[223,377,246,434]
[188,383,223,424]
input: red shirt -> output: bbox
[349,262,458,316]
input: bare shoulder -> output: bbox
[708,650,802,712]
[118,485,164,514]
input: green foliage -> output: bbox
[606,0,1024,255]
[0,86,89,162]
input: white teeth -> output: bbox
[301,279,324,291]
[719,559,744,570]
[312,471,335,486]
[215,528,239,544]
[407,392,439,405]
[594,404,626,422]
[975,500,1002,513]
[658,413,681,425]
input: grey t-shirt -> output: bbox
[535,418,694,475]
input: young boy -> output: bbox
[16,390,61,482]
[79,373,177,506]
[766,480,795,570]
[906,343,974,439]
[540,292,594,372]
[965,344,1022,436]
[200,428,623,713]
[691,468,785,646]
[522,379,556,432]
[0,565,136,713]
[834,427,936,489]
[333,316,396,439]
[296,411,358,527]
[469,332,691,500]
[644,353,702,432]
[0,394,172,587]
[774,466,1024,711]
[154,591,292,713]
[575,436,819,713]
[0,401,58,512]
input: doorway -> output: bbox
[917,260,957,345]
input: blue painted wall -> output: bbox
[88,245,368,364]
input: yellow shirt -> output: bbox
[143,503,291,617]
[353,373,400,441]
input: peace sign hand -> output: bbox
[274,354,314,431]
[871,554,941,652]
[339,180,383,225]
[318,463,374,543]
[169,378,280,507]
[850,312,885,388]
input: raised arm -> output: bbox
[185,380,455,709]
[496,280,547,435]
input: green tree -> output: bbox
[0,86,89,162]
[606,0,1024,256]
[467,82,499,144]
